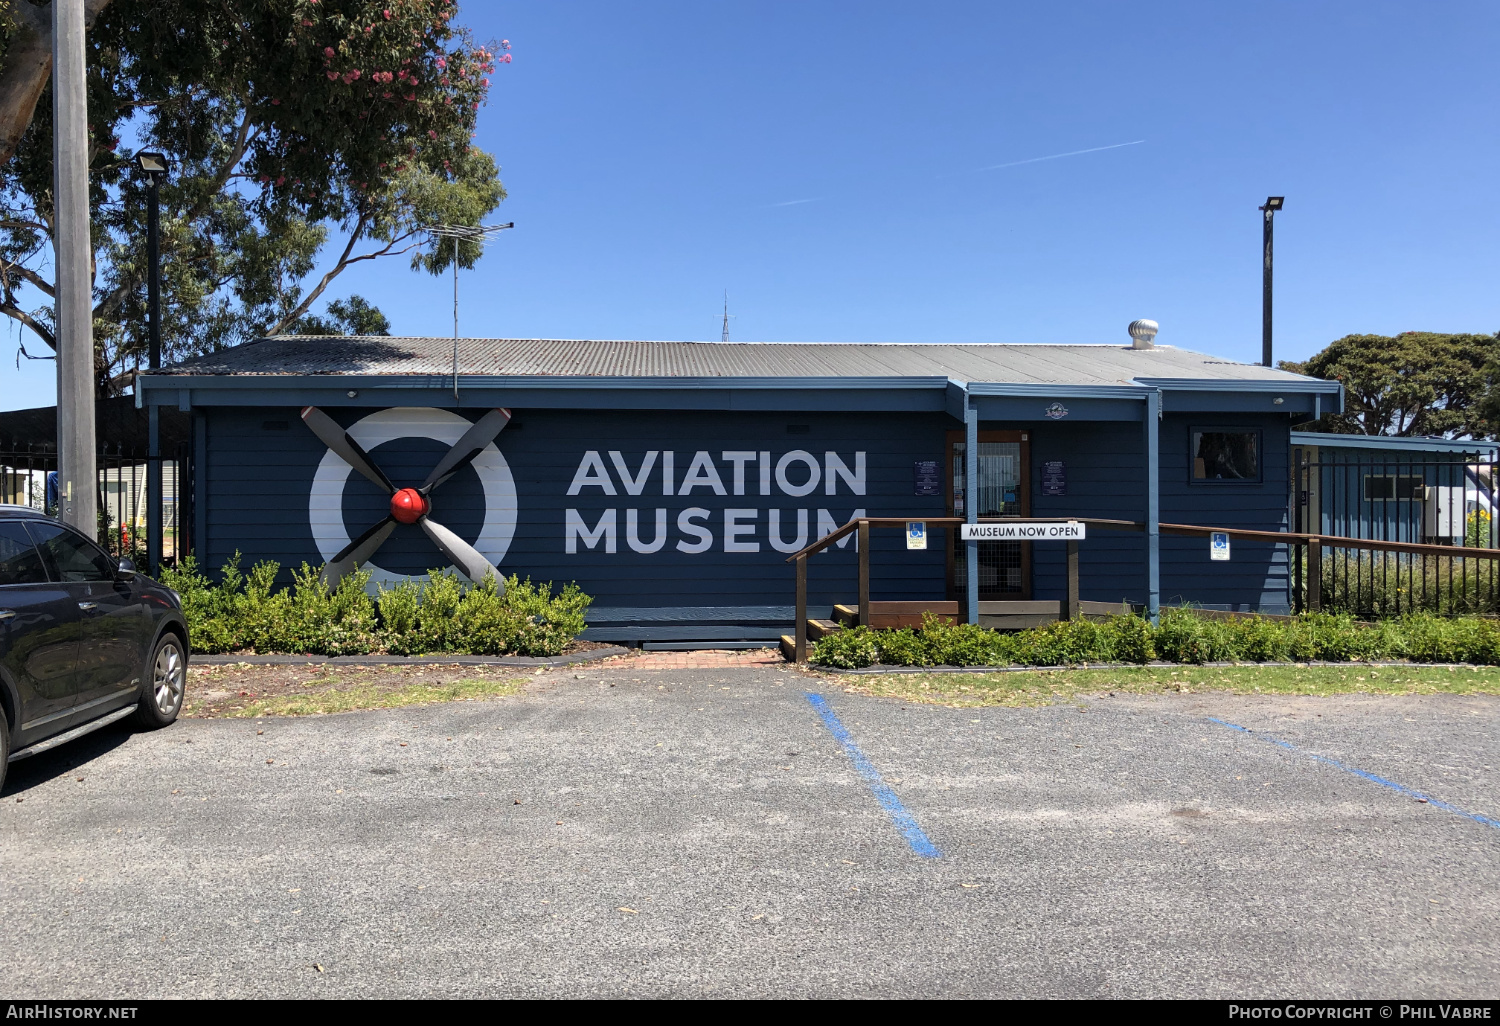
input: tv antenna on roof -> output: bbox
[422,221,514,399]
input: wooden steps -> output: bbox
[833,602,959,629]
[779,618,848,661]
[779,634,797,662]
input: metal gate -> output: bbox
[0,443,193,566]
[1291,448,1499,615]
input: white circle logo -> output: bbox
[308,407,517,588]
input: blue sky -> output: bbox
[4,0,1498,410]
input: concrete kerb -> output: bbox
[820,660,1497,675]
[192,646,629,669]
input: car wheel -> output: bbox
[0,705,9,794]
[135,633,186,729]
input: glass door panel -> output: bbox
[950,436,1028,598]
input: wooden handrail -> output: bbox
[786,514,1500,663]
[782,516,1146,562]
[1160,523,1500,559]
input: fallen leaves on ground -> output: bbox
[182,663,529,718]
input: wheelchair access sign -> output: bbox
[1210,531,1231,561]
[960,521,1085,541]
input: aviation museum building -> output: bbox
[136,333,1342,645]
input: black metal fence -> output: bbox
[0,444,192,566]
[1291,448,1500,615]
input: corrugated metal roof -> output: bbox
[158,335,1323,387]
[1291,431,1498,454]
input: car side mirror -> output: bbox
[117,557,137,578]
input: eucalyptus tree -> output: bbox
[0,0,507,394]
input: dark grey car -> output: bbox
[0,504,189,791]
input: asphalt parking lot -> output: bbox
[3,665,1497,998]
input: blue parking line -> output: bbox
[1207,717,1500,832]
[805,693,942,858]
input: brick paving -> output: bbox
[598,647,785,669]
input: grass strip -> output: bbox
[819,664,1500,708]
[184,673,525,718]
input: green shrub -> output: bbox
[160,554,236,653]
[1394,612,1500,665]
[805,606,1500,669]
[452,573,522,656]
[502,575,592,656]
[165,555,591,657]
[923,618,1013,667]
[812,627,880,669]
[376,578,423,654]
[1105,614,1154,664]
[874,627,934,667]
[1297,612,1362,662]
[1008,622,1060,666]
[1229,616,1288,663]
[1153,608,1237,664]
[1049,618,1114,664]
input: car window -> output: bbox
[0,522,49,585]
[25,521,117,583]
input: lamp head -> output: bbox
[1261,195,1284,212]
[135,151,169,181]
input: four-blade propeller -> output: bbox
[301,406,512,588]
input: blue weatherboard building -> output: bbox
[136,334,1342,643]
[1290,431,1498,545]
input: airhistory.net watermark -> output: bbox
[4,1007,138,1020]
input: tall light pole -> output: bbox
[52,0,95,532]
[1260,195,1284,368]
[422,222,514,402]
[137,151,169,574]
[137,152,168,370]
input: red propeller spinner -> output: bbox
[390,487,429,524]
[299,406,512,587]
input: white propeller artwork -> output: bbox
[301,406,512,588]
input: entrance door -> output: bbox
[947,430,1031,600]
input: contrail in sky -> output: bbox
[768,198,821,207]
[975,139,1145,171]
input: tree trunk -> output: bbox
[0,0,114,167]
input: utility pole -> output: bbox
[1259,196,1284,368]
[53,0,96,533]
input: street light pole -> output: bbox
[137,151,169,574]
[1260,195,1284,368]
[52,0,96,534]
[144,177,162,369]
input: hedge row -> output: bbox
[811,608,1500,669]
[161,554,591,657]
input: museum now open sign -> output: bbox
[960,521,1085,541]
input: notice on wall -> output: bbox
[961,521,1084,541]
[914,460,941,496]
[1041,461,1067,496]
[906,522,927,550]
[1210,531,1231,561]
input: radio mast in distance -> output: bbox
[721,291,734,343]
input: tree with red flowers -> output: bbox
[0,0,511,394]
